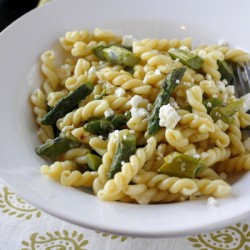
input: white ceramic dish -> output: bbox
[0,0,250,238]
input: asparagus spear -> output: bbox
[203,97,222,113]
[210,99,244,124]
[158,152,206,178]
[108,133,136,179]
[84,119,114,138]
[169,48,204,70]
[109,111,131,129]
[41,82,94,125]
[86,153,102,171]
[35,134,81,159]
[147,67,186,135]
[93,45,140,67]
[217,60,234,84]
[83,112,131,137]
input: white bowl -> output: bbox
[0,0,250,237]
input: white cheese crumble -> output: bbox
[130,107,148,118]
[180,163,186,172]
[159,104,181,129]
[193,154,200,159]
[122,35,137,47]
[114,87,126,97]
[218,39,229,46]
[217,80,226,93]
[129,95,144,107]
[197,49,207,58]
[206,102,212,108]
[226,85,235,96]
[241,93,250,112]
[207,197,217,207]
[104,108,115,117]
[155,69,161,75]
[88,66,96,75]
[179,45,190,51]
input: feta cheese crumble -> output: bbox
[159,104,181,129]
[122,35,136,47]
[104,108,114,117]
[193,154,200,159]
[207,197,217,207]
[241,93,250,112]
[155,69,161,75]
[114,87,126,97]
[129,95,144,107]
[130,107,148,118]
[218,39,229,46]
[88,66,96,75]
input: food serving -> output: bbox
[30,28,250,205]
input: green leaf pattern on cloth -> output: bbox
[188,223,250,249]
[0,186,41,219]
[95,231,128,242]
[21,230,88,250]
[1,183,250,249]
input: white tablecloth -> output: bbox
[0,182,249,249]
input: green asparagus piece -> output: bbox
[84,119,114,138]
[41,82,94,125]
[108,133,136,179]
[158,152,206,178]
[84,112,131,137]
[109,112,131,129]
[210,99,244,123]
[35,134,81,159]
[169,48,204,70]
[93,45,140,67]
[93,45,106,59]
[217,60,234,84]
[203,97,222,113]
[147,67,186,135]
[86,153,102,171]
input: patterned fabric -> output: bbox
[0,182,250,249]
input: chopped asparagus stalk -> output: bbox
[84,112,131,137]
[93,45,106,59]
[158,152,206,178]
[35,134,81,159]
[84,119,114,138]
[86,153,102,171]
[93,45,140,67]
[109,111,131,129]
[108,133,136,179]
[169,48,204,70]
[148,67,186,135]
[203,98,222,113]
[217,60,234,84]
[41,82,94,125]
[210,99,244,123]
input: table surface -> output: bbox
[0,0,250,249]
